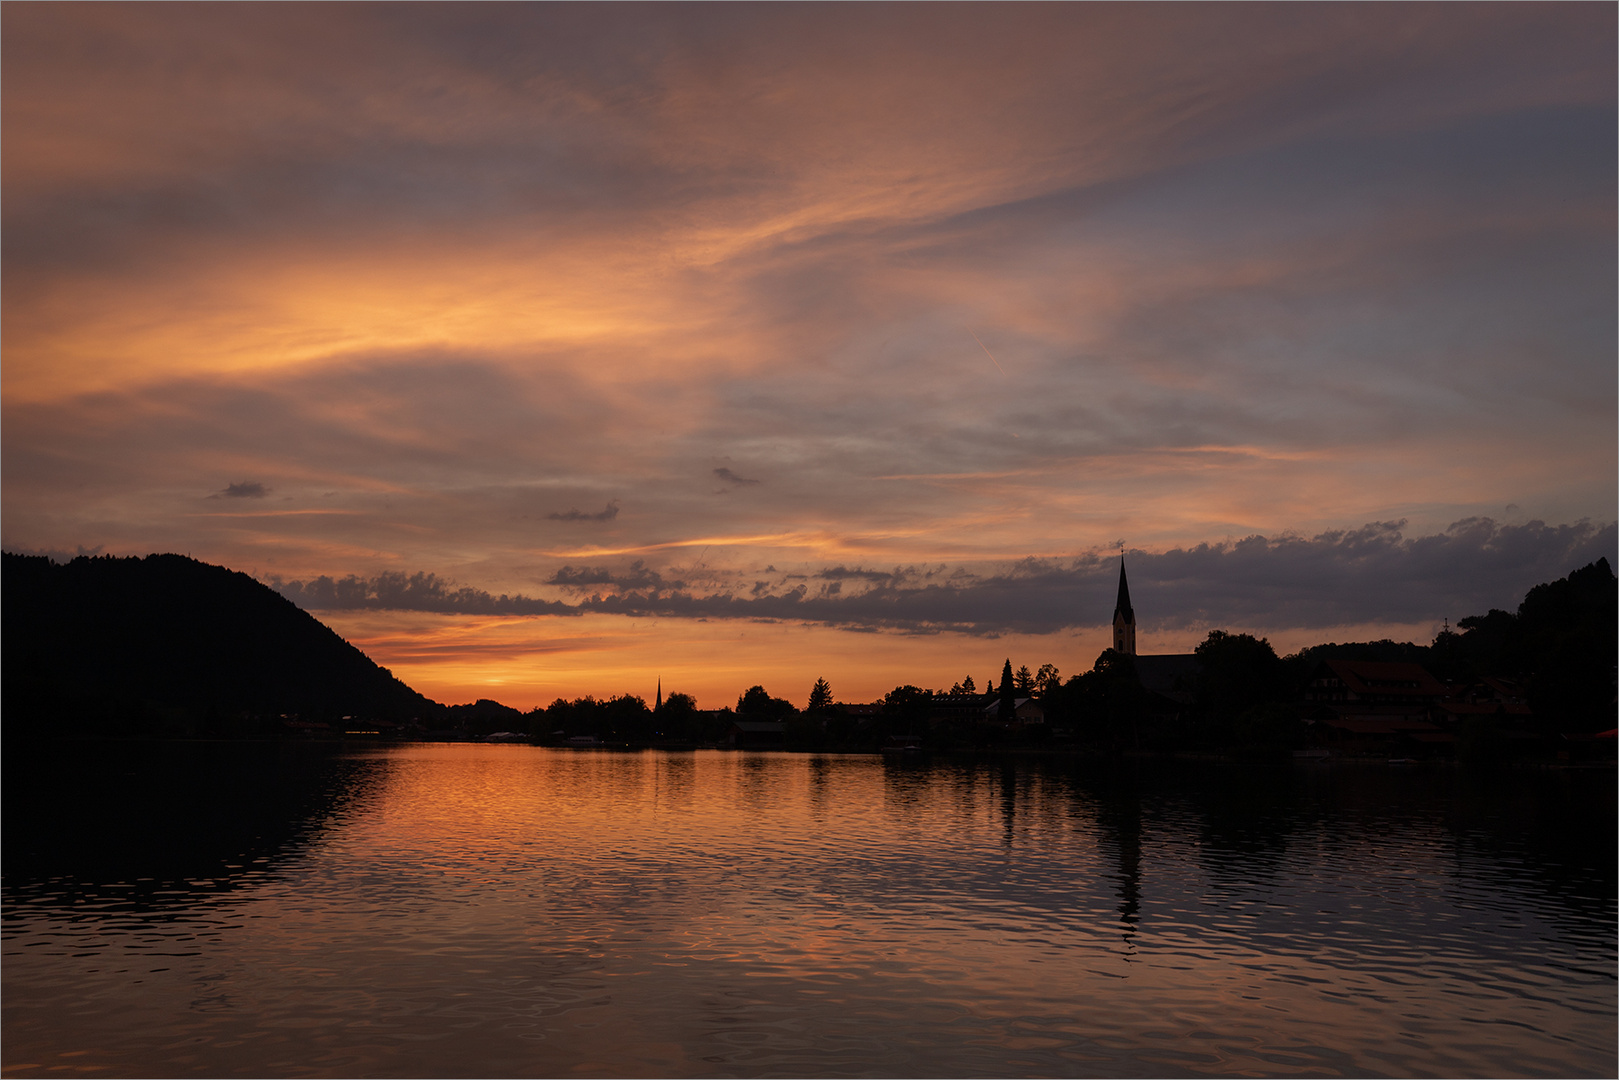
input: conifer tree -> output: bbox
[807,677,833,714]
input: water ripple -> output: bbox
[5,748,1613,1077]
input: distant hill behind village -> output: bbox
[4,552,439,737]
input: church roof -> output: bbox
[1113,557,1134,622]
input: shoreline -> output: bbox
[9,733,1613,770]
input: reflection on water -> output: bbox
[4,746,1614,1078]
[4,740,381,907]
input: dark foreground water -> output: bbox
[3,743,1614,1078]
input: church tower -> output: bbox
[1112,556,1136,656]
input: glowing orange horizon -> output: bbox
[319,608,1450,712]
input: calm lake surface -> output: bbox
[4,744,1614,1078]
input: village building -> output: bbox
[727,720,787,747]
[1302,658,1450,752]
[1427,675,1538,754]
[927,693,990,724]
[983,697,1044,724]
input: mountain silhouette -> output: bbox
[4,552,439,737]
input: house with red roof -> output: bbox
[1304,658,1451,753]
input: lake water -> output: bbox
[4,744,1614,1078]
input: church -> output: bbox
[1110,555,1200,705]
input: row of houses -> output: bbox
[720,656,1575,757]
[1137,653,1580,757]
[1298,658,1539,756]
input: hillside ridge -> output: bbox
[4,552,440,736]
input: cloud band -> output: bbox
[270,517,1615,636]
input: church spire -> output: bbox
[1112,553,1136,656]
[655,679,663,713]
[1113,555,1133,621]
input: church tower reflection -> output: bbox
[1093,776,1143,956]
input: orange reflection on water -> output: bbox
[5,745,1613,1078]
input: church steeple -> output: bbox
[1112,554,1136,656]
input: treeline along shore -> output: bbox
[3,551,1613,763]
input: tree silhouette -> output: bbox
[1513,558,1616,731]
[1194,630,1283,720]
[657,692,699,739]
[1014,665,1035,694]
[807,677,833,714]
[998,658,1015,721]
[737,685,796,719]
[882,684,931,738]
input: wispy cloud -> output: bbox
[548,560,673,591]
[547,501,620,523]
[272,571,572,617]
[816,566,896,583]
[212,481,269,499]
[714,467,760,487]
[547,565,616,587]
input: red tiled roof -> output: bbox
[1319,659,1446,698]
[1474,676,1528,700]
[1316,715,1438,735]
[1434,702,1533,718]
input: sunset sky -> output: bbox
[5,5,1615,710]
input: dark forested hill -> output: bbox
[4,552,439,736]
